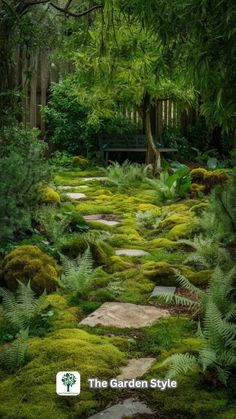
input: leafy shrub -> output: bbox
[49,151,73,168]
[0,125,50,243]
[0,245,60,295]
[161,266,236,385]
[148,166,192,203]
[104,160,152,191]
[136,210,165,229]
[72,155,89,169]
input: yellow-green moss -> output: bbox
[149,238,180,249]
[167,222,196,240]
[190,168,230,192]
[61,236,113,266]
[142,261,175,279]
[110,255,134,272]
[137,203,160,213]
[0,329,127,419]
[45,294,82,327]
[0,245,60,294]
[160,213,193,229]
[39,184,61,205]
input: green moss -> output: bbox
[39,184,61,205]
[149,238,180,249]
[0,245,60,295]
[167,222,197,240]
[190,168,230,192]
[110,255,134,272]
[186,269,213,286]
[72,155,89,169]
[44,294,83,327]
[61,235,113,266]
[0,329,127,419]
[160,213,193,229]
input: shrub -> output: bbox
[72,155,89,169]
[0,126,50,243]
[0,245,60,295]
[39,184,61,205]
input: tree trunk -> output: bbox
[143,92,161,174]
[0,19,16,119]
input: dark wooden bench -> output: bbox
[99,135,177,164]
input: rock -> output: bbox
[88,398,154,419]
[151,286,176,298]
[115,249,149,257]
[79,302,169,328]
[117,358,155,380]
[65,192,87,200]
[83,177,107,181]
[58,186,73,190]
[84,214,119,226]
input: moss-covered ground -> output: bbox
[0,167,235,419]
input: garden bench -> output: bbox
[99,135,177,164]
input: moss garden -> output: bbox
[1,1,236,418]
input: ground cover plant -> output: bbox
[0,0,236,418]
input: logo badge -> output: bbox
[56,371,80,396]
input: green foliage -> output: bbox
[104,160,152,191]
[49,151,73,168]
[59,247,94,297]
[200,170,236,244]
[136,209,163,229]
[148,167,192,203]
[0,328,29,372]
[43,80,139,155]
[160,266,236,385]
[0,282,46,332]
[0,125,50,243]
[0,245,60,295]
[182,235,230,269]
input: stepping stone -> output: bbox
[84,214,119,226]
[151,286,176,298]
[58,185,74,190]
[115,249,149,257]
[82,177,107,181]
[117,358,155,380]
[79,302,169,328]
[88,398,154,419]
[65,192,87,200]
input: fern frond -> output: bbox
[0,328,29,372]
[162,353,198,379]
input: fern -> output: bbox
[0,282,46,331]
[60,247,94,296]
[104,160,152,191]
[161,266,236,385]
[0,328,29,372]
[181,235,229,268]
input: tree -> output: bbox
[59,2,193,172]
[62,372,76,392]
[120,0,236,140]
[0,0,103,122]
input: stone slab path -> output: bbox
[117,358,155,380]
[65,192,87,200]
[151,286,176,298]
[83,177,107,181]
[84,214,120,226]
[88,398,154,419]
[80,302,169,328]
[115,249,149,257]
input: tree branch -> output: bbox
[49,2,103,18]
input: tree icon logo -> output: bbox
[56,371,80,396]
[62,373,76,392]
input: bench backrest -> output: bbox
[100,135,161,150]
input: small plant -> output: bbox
[181,235,230,268]
[104,160,152,191]
[59,247,94,297]
[0,282,46,332]
[148,166,192,203]
[136,210,164,229]
[0,328,29,372]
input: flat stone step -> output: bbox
[151,286,176,298]
[65,192,87,200]
[84,214,120,226]
[88,398,154,419]
[58,185,74,190]
[117,358,155,380]
[115,249,149,257]
[82,177,107,181]
[79,302,169,328]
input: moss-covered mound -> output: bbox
[0,329,127,418]
[39,184,61,205]
[0,245,60,294]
